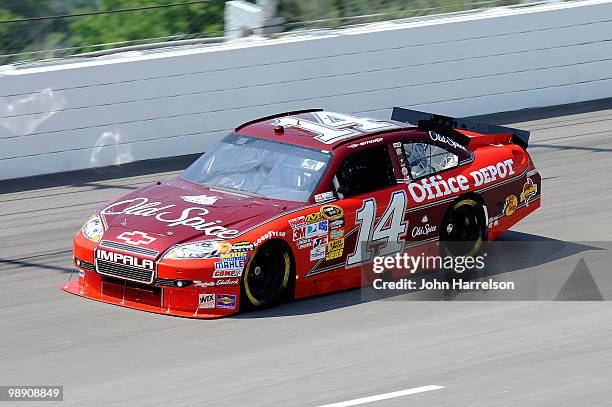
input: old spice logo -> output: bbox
[96,249,154,270]
[412,224,437,237]
[520,178,537,205]
[429,131,467,150]
[101,197,239,239]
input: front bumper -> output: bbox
[63,262,240,319]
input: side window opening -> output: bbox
[403,142,458,179]
[335,146,396,198]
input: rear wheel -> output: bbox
[440,198,485,258]
[242,242,292,309]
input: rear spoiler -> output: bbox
[391,107,530,149]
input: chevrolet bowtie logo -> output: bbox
[116,231,156,246]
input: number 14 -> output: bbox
[346,190,407,266]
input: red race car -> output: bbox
[63,108,540,318]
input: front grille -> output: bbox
[155,278,176,287]
[76,259,95,271]
[99,240,158,257]
[96,259,155,284]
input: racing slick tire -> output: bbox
[440,198,486,259]
[242,241,292,309]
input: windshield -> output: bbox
[182,134,331,202]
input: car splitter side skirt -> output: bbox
[62,279,232,319]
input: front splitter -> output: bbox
[62,280,230,319]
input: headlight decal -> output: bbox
[164,241,221,259]
[82,215,104,242]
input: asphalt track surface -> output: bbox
[1,99,612,406]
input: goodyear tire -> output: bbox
[242,241,292,309]
[440,198,485,259]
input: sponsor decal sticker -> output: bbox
[503,195,518,216]
[310,246,326,261]
[288,215,306,229]
[306,212,324,224]
[520,178,538,205]
[297,238,312,249]
[221,252,248,259]
[216,278,240,286]
[314,191,335,204]
[194,280,215,288]
[231,241,254,251]
[198,293,215,309]
[407,159,515,203]
[254,231,286,247]
[306,221,328,238]
[293,226,306,241]
[181,195,220,206]
[216,294,237,309]
[213,269,243,278]
[328,237,344,251]
[310,236,328,261]
[347,137,384,149]
[102,197,239,239]
[329,219,344,229]
[116,230,156,246]
[330,229,344,239]
[411,215,437,237]
[429,131,467,150]
[306,224,317,238]
[214,253,246,273]
[320,205,344,220]
[218,241,232,254]
[326,238,344,260]
[326,248,343,260]
[312,235,328,249]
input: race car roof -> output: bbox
[234,109,409,150]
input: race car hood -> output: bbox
[98,177,302,250]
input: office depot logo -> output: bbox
[408,159,515,203]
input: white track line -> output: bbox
[316,385,445,407]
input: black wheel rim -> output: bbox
[443,205,482,256]
[446,206,480,242]
[245,249,286,304]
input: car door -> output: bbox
[304,143,409,283]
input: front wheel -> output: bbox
[242,242,292,309]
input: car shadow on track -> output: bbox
[0,154,200,195]
[233,231,604,319]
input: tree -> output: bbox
[67,0,226,51]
